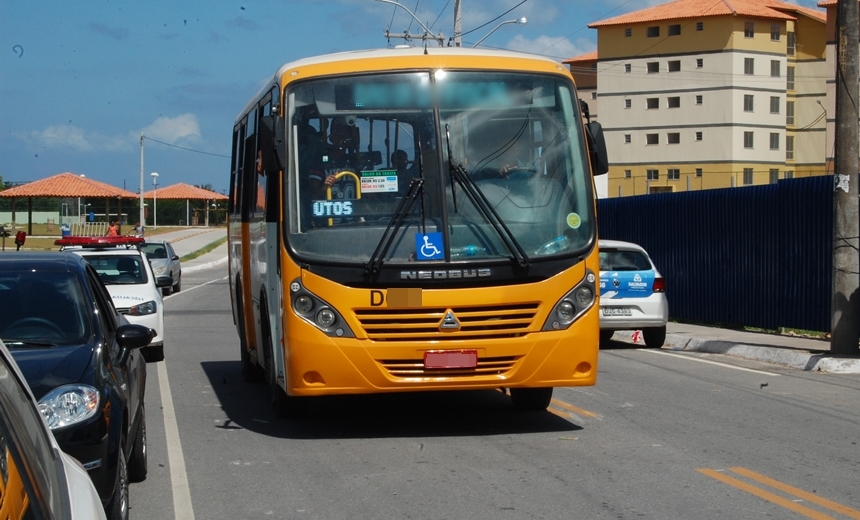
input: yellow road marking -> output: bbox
[548,407,570,419]
[697,468,838,520]
[728,467,860,519]
[550,398,598,418]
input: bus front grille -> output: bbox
[353,303,539,342]
[379,356,521,378]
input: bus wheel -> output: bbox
[237,288,262,382]
[510,387,553,411]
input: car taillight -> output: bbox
[652,277,666,293]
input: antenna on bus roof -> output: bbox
[375,0,445,47]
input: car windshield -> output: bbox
[286,70,595,265]
[0,271,92,345]
[139,243,169,259]
[599,250,652,271]
[81,254,149,285]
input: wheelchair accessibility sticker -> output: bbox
[416,232,444,260]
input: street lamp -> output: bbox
[472,17,527,48]
[151,172,159,229]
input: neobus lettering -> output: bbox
[312,200,353,217]
[400,268,491,280]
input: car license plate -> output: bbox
[424,350,478,369]
[603,307,632,316]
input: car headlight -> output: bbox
[129,300,157,316]
[38,385,100,430]
[152,264,167,275]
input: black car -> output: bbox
[0,252,153,520]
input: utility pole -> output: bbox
[453,0,462,47]
[830,0,860,355]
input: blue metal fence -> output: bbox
[597,176,832,332]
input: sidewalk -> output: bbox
[152,228,227,273]
[611,322,860,374]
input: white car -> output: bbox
[0,338,107,519]
[59,236,170,361]
[598,239,669,347]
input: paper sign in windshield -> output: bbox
[361,170,398,193]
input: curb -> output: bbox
[183,256,227,273]
[611,330,860,374]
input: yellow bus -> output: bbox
[228,47,608,415]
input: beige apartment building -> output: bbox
[568,0,828,197]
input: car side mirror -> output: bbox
[156,275,173,288]
[116,324,154,364]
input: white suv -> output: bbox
[58,236,170,361]
[598,239,669,348]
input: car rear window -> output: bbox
[599,250,652,271]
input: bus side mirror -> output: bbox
[259,114,286,172]
[585,122,609,176]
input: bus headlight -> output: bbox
[542,268,597,331]
[316,308,336,329]
[288,278,355,338]
[294,295,314,315]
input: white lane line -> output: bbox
[157,361,196,520]
[635,348,780,376]
[164,275,228,300]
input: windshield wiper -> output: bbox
[445,128,530,268]
[3,339,58,348]
[365,178,424,275]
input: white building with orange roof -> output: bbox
[581,0,827,197]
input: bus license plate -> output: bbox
[424,350,478,369]
[603,307,632,316]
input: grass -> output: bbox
[179,236,227,262]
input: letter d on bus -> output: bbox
[370,290,384,306]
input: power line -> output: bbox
[143,136,230,159]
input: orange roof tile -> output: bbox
[0,172,138,198]
[563,51,598,64]
[590,0,799,28]
[770,1,826,22]
[142,183,228,200]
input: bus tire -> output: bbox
[599,329,614,343]
[510,387,553,411]
[643,326,666,348]
[237,287,262,382]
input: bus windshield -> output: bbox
[286,70,595,265]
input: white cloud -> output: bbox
[20,124,130,152]
[506,35,595,61]
[140,114,202,144]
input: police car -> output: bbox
[598,239,669,348]
[56,236,170,361]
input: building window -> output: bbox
[771,24,780,41]
[771,60,780,77]
[625,63,632,73]
[744,21,754,38]
[787,32,796,55]
[696,95,703,105]
[785,170,794,179]
[743,168,754,185]
[696,58,703,68]
[770,169,780,184]
[696,168,703,177]
[668,96,680,108]
[770,133,780,150]
[646,134,659,145]
[696,22,704,31]
[744,58,754,75]
[647,26,660,38]
[667,133,680,144]
[625,28,632,37]
[668,168,680,180]
[625,99,632,108]
[786,135,794,159]
[647,98,659,109]
[787,66,795,90]
[625,169,632,178]
[696,131,703,141]
[647,169,659,180]
[744,131,754,149]
[647,62,659,73]
[744,95,754,112]
[591,91,597,100]
[787,101,795,125]
[668,60,681,72]
[770,96,780,114]
[669,24,681,36]
[624,134,631,144]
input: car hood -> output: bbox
[9,344,94,401]
[105,283,162,308]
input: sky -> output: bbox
[1,0,821,195]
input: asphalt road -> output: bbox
[129,263,860,520]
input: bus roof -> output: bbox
[236,47,568,122]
